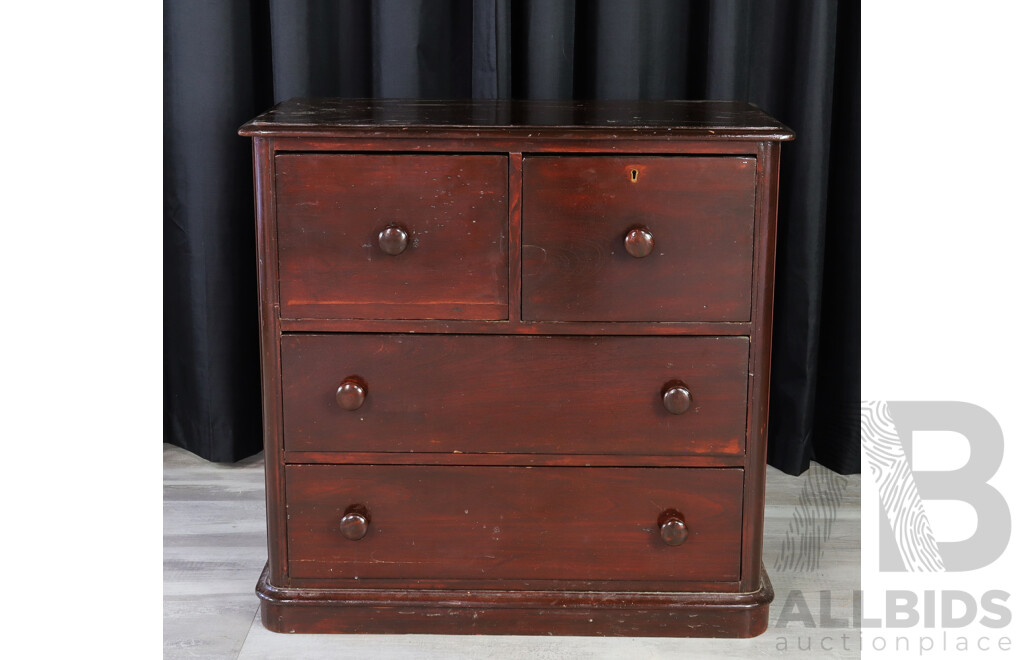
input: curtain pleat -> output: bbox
[512,1,574,99]
[268,0,372,99]
[164,0,860,475]
[164,0,265,462]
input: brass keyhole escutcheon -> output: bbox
[630,168,639,182]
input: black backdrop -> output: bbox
[164,0,860,475]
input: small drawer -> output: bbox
[282,334,749,456]
[285,465,743,582]
[275,153,508,321]
[522,156,755,322]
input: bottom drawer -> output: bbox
[285,465,743,583]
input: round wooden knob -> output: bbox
[378,224,409,255]
[336,376,367,410]
[624,226,655,258]
[658,510,689,546]
[340,505,370,541]
[662,380,692,415]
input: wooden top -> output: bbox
[239,98,794,140]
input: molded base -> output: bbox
[256,564,773,637]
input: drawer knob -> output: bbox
[661,380,692,415]
[339,505,370,541]
[624,226,655,258]
[336,376,367,410]
[658,510,689,546]
[378,223,409,255]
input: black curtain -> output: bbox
[164,0,860,475]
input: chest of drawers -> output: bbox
[240,99,793,637]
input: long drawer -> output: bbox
[285,465,743,582]
[281,334,749,456]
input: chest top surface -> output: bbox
[238,98,794,140]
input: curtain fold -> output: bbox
[164,0,267,462]
[164,0,860,475]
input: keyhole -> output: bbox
[630,169,639,182]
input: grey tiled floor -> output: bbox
[164,444,860,658]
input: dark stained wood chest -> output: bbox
[240,98,793,637]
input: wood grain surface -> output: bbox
[284,465,743,583]
[239,98,796,140]
[522,156,756,322]
[276,153,508,320]
[281,334,750,456]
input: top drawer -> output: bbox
[522,156,756,322]
[275,154,508,321]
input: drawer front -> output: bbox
[282,334,749,456]
[286,465,743,582]
[522,156,755,322]
[275,154,508,321]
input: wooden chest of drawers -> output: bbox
[240,99,793,637]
